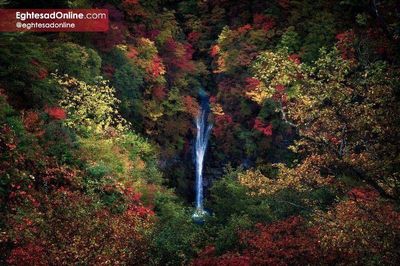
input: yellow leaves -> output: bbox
[238,170,271,196]
[213,52,227,73]
[54,74,129,135]
[248,50,302,104]
[245,81,274,105]
[210,102,225,116]
[238,155,334,197]
[143,100,164,121]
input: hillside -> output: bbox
[1,0,400,265]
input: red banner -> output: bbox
[0,9,109,32]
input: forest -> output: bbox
[0,0,400,265]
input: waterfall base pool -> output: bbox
[191,208,208,224]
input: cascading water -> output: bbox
[192,91,212,223]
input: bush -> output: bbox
[50,42,102,83]
[55,74,129,134]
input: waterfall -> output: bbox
[192,91,212,222]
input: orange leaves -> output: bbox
[127,46,139,59]
[288,54,301,64]
[237,170,272,196]
[146,55,166,78]
[45,107,67,120]
[210,44,220,57]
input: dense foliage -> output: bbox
[1,0,400,265]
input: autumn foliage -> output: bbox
[193,217,327,265]
[1,0,400,264]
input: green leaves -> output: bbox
[50,42,102,83]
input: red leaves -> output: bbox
[31,59,48,80]
[127,46,139,59]
[328,135,340,145]
[147,29,161,40]
[45,107,67,120]
[209,96,217,104]
[213,114,233,138]
[335,30,356,60]
[253,14,266,25]
[92,4,127,51]
[253,14,275,32]
[347,187,379,201]
[336,31,353,42]
[162,38,195,74]
[288,54,301,64]
[277,0,290,9]
[239,217,322,265]
[192,254,250,266]
[165,37,178,51]
[22,111,44,137]
[146,55,165,78]
[237,24,253,34]
[122,0,147,18]
[102,64,116,78]
[132,192,142,202]
[152,86,167,101]
[7,243,46,266]
[193,217,323,266]
[193,245,250,266]
[122,186,155,218]
[182,95,200,117]
[210,45,220,57]
[253,118,273,136]
[272,84,287,103]
[5,183,154,265]
[37,69,48,80]
[218,78,241,94]
[129,205,155,218]
[123,0,139,4]
[245,77,260,92]
[316,187,400,264]
[275,84,285,93]
[188,31,201,44]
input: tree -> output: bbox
[55,74,129,135]
[314,187,400,264]
[250,47,400,199]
